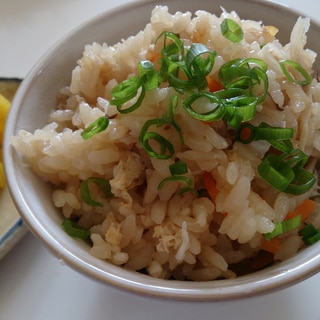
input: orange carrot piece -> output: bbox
[284,198,317,222]
[239,125,253,142]
[206,76,224,92]
[261,238,281,254]
[149,52,162,64]
[202,171,219,202]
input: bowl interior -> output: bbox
[4,0,320,301]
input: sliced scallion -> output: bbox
[157,175,198,196]
[139,118,175,160]
[237,122,294,144]
[157,31,184,81]
[279,60,312,85]
[81,116,109,140]
[138,60,160,91]
[280,148,309,170]
[110,60,158,113]
[169,160,188,175]
[62,219,90,240]
[139,95,183,159]
[182,91,225,122]
[218,58,268,104]
[220,18,243,43]
[265,214,302,240]
[185,43,216,78]
[111,76,141,105]
[222,95,257,128]
[158,175,192,190]
[268,139,294,154]
[300,224,320,245]
[284,168,316,195]
[80,177,113,207]
[258,154,295,192]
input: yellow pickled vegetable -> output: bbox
[0,93,10,188]
[0,162,5,189]
[0,94,10,140]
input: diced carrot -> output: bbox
[239,125,253,142]
[149,52,162,64]
[261,237,281,254]
[206,76,224,92]
[202,171,219,202]
[284,198,317,222]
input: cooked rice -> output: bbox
[12,6,320,280]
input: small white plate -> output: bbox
[0,186,28,259]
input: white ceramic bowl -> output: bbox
[4,0,320,301]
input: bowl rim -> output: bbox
[4,0,320,302]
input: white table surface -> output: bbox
[1,0,320,319]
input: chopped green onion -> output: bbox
[222,95,257,128]
[279,60,312,85]
[185,43,216,78]
[111,79,146,114]
[258,154,296,192]
[166,61,205,93]
[219,65,253,89]
[138,60,160,91]
[158,175,198,196]
[218,58,268,104]
[111,76,141,105]
[81,116,109,140]
[268,139,294,154]
[183,88,259,128]
[258,152,315,195]
[265,214,302,240]
[220,18,243,43]
[110,60,158,113]
[139,95,183,159]
[300,224,320,245]
[80,177,113,207]
[284,168,316,195]
[300,223,318,238]
[169,161,188,175]
[157,31,185,81]
[62,219,90,240]
[157,31,184,61]
[182,91,225,121]
[158,175,192,189]
[237,122,294,144]
[178,186,199,196]
[139,118,175,160]
[157,34,216,92]
[280,148,309,170]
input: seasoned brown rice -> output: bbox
[12,6,320,280]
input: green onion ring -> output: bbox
[279,59,312,85]
[258,154,295,192]
[81,116,109,140]
[284,168,316,195]
[62,219,91,240]
[158,175,193,190]
[80,177,113,207]
[185,43,216,77]
[138,60,160,91]
[182,91,225,121]
[169,160,188,175]
[265,215,302,240]
[220,18,244,43]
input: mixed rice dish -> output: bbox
[12,6,320,280]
